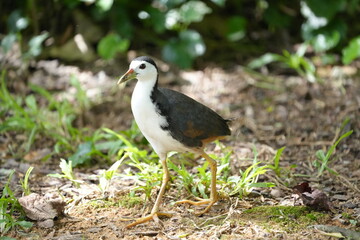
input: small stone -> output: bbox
[38,219,54,228]
[341,202,357,209]
[332,194,350,201]
[270,188,283,198]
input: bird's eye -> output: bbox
[139,63,146,69]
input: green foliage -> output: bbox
[168,160,195,195]
[165,1,212,30]
[0,73,128,166]
[162,30,206,68]
[314,128,353,177]
[227,147,275,198]
[227,16,247,41]
[97,33,129,60]
[0,170,33,236]
[24,32,49,59]
[2,0,360,68]
[98,156,126,195]
[168,143,274,199]
[19,166,34,196]
[48,159,81,188]
[342,36,360,64]
[0,73,81,154]
[102,128,162,200]
[248,44,317,82]
[1,10,48,61]
[267,147,286,177]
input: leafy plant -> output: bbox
[267,147,286,177]
[97,33,129,60]
[0,10,48,61]
[227,147,275,198]
[19,166,34,196]
[98,155,126,196]
[48,159,81,188]
[168,160,195,195]
[162,30,206,68]
[0,170,33,236]
[122,148,162,200]
[0,75,80,154]
[314,130,353,177]
[342,36,360,65]
[167,142,232,199]
[101,128,162,200]
[248,44,317,82]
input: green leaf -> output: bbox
[25,95,37,112]
[0,236,17,240]
[8,10,29,32]
[26,32,49,58]
[248,53,283,69]
[146,7,166,33]
[162,30,205,68]
[227,16,247,41]
[97,33,129,60]
[342,36,360,64]
[179,1,212,24]
[68,142,93,166]
[47,173,64,178]
[210,0,225,7]
[305,0,344,20]
[197,183,207,198]
[1,34,17,53]
[312,31,340,52]
[315,150,326,161]
[264,5,292,29]
[96,0,113,11]
[16,220,33,229]
[59,159,74,178]
[249,182,276,188]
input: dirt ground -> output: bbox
[1,56,360,239]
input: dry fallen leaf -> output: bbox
[18,193,66,228]
[293,182,332,211]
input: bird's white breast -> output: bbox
[131,81,188,157]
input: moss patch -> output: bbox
[238,205,330,233]
[117,195,144,208]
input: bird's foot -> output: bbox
[175,197,216,215]
[125,212,172,228]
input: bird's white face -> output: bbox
[118,60,158,84]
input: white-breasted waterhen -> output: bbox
[118,56,231,228]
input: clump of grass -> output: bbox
[0,71,84,155]
[313,119,353,177]
[267,146,286,177]
[169,143,277,199]
[248,43,317,82]
[0,170,33,236]
[314,130,353,177]
[48,159,81,188]
[98,155,126,197]
[226,147,275,198]
[19,166,34,196]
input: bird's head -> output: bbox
[118,56,158,85]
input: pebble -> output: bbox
[270,188,283,198]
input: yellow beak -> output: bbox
[118,68,137,85]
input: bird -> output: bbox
[118,56,231,228]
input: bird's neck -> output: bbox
[133,75,158,100]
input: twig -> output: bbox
[336,175,360,194]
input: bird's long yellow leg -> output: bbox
[175,151,218,214]
[126,157,172,228]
